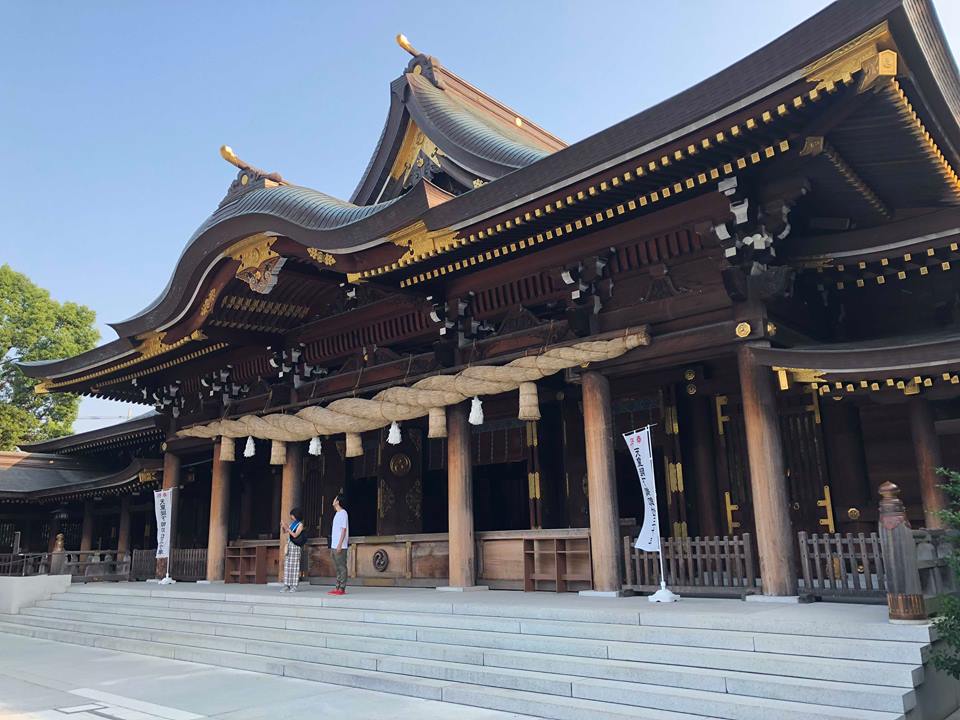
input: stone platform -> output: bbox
[0,582,958,719]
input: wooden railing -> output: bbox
[797,531,885,600]
[63,551,130,582]
[622,534,758,595]
[130,548,207,581]
[169,549,207,581]
[0,553,49,577]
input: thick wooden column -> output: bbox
[117,496,132,554]
[279,442,304,558]
[80,501,94,551]
[205,442,231,581]
[157,452,181,578]
[447,403,476,588]
[908,397,946,529]
[682,393,721,538]
[737,345,797,596]
[582,371,621,594]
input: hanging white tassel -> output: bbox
[387,421,401,445]
[469,396,484,425]
[220,436,235,462]
[308,436,322,456]
[243,436,255,458]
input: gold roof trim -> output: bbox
[803,22,894,90]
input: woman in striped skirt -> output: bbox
[280,507,305,592]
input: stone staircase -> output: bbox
[0,583,952,720]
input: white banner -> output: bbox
[154,489,173,559]
[623,427,660,551]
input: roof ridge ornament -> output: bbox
[218,145,287,208]
[396,33,419,57]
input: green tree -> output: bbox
[933,467,960,678]
[0,264,99,450]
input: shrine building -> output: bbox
[6,0,960,599]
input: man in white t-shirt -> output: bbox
[328,494,349,596]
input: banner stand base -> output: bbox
[648,584,680,603]
[158,576,176,585]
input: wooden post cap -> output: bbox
[879,482,909,530]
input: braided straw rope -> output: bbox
[177,330,648,454]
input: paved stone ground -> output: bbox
[0,634,532,720]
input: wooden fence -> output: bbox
[797,531,886,600]
[0,553,49,577]
[622,534,758,595]
[63,551,130,582]
[130,548,207,581]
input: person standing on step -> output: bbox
[280,507,305,593]
[329,494,349,596]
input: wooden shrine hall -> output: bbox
[9,0,960,598]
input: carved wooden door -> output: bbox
[778,389,834,534]
[377,432,423,536]
[711,394,755,537]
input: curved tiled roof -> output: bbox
[190,185,404,241]
[406,72,552,170]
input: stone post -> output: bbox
[738,344,797,596]
[878,482,927,622]
[581,370,622,595]
[205,441,231,581]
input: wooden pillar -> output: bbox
[681,393,721,538]
[582,371,621,594]
[737,345,797,596]
[447,403,476,588]
[205,441,231,581]
[157,452,181,578]
[80,501,94,552]
[279,442,304,559]
[117,496,132,554]
[908,397,946,529]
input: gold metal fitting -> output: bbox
[766,321,778,336]
[735,322,752,338]
[847,507,861,521]
[683,368,697,381]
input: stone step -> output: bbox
[59,584,933,643]
[15,605,924,689]
[0,611,916,714]
[0,621,715,720]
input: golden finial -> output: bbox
[220,145,244,170]
[396,33,419,57]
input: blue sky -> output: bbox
[3,1,959,434]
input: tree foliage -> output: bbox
[0,264,99,450]
[933,467,960,678]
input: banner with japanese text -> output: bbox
[154,489,173,559]
[623,427,660,551]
